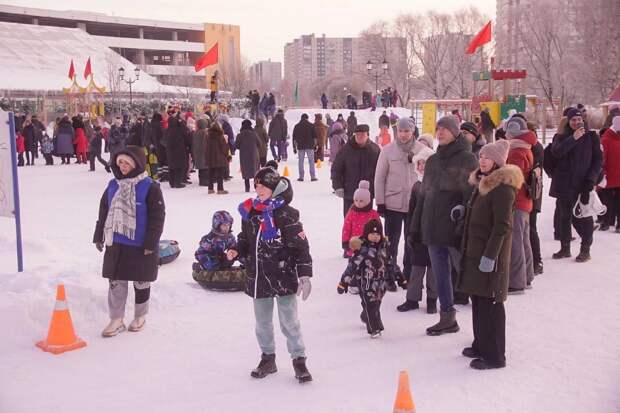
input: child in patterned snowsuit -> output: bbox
[195,210,237,270]
[338,219,406,337]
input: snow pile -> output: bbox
[0,149,619,413]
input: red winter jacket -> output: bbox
[602,128,620,188]
[507,131,536,212]
[341,206,380,256]
[73,127,89,153]
[16,133,25,153]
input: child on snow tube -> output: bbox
[192,210,246,290]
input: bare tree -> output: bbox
[219,56,251,98]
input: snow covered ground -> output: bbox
[1,153,619,413]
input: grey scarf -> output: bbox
[103,171,149,246]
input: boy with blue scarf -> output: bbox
[228,167,314,383]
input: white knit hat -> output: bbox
[353,180,371,207]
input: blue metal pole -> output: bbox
[7,112,24,272]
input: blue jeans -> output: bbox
[427,245,461,312]
[297,149,316,179]
[253,295,306,358]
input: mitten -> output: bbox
[337,282,348,294]
[478,256,495,273]
[297,276,312,300]
[450,205,465,222]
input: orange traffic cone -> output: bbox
[316,159,322,169]
[283,165,290,177]
[36,284,87,355]
[393,371,416,413]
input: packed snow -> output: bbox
[1,138,619,413]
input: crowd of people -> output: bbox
[13,100,618,380]
[320,88,400,111]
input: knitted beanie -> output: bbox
[353,180,371,208]
[479,140,510,167]
[436,116,460,138]
[363,218,384,239]
[397,117,415,131]
[254,167,280,191]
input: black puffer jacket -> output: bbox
[411,135,478,247]
[235,178,313,299]
[292,118,317,150]
[549,129,602,201]
[330,139,381,200]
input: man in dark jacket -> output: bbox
[346,111,357,139]
[549,108,602,262]
[89,123,111,172]
[411,116,478,336]
[331,124,381,216]
[166,112,190,188]
[218,114,235,180]
[108,117,127,156]
[292,114,318,182]
[268,109,288,161]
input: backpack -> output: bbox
[542,143,557,178]
[526,165,543,200]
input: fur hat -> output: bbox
[254,167,280,191]
[436,115,460,138]
[397,117,415,131]
[116,153,136,169]
[363,219,384,239]
[505,116,529,138]
[479,139,510,167]
[417,133,434,148]
[412,146,435,166]
[353,180,371,208]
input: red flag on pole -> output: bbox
[84,57,92,79]
[68,59,75,80]
[465,21,492,54]
[194,43,219,72]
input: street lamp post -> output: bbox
[366,59,388,92]
[118,67,140,106]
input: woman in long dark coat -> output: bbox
[192,118,210,186]
[93,145,165,337]
[457,140,521,370]
[55,115,75,164]
[205,122,230,194]
[235,119,261,192]
[22,119,37,165]
[166,112,191,188]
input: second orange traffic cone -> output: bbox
[393,370,416,413]
[282,165,290,177]
[316,159,322,169]
[36,284,87,355]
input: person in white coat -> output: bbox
[374,117,425,278]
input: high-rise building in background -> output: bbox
[0,4,240,88]
[283,33,406,89]
[249,60,282,91]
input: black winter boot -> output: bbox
[552,243,571,259]
[426,298,437,314]
[462,347,481,359]
[470,358,506,370]
[533,262,544,275]
[575,245,591,263]
[251,353,277,379]
[292,357,313,383]
[426,310,459,336]
[396,300,419,312]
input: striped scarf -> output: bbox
[238,197,286,241]
[103,171,148,246]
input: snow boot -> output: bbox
[534,262,544,275]
[217,190,229,195]
[462,347,481,359]
[128,316,146,332]
[508,287,525,295]
[470,358,506,370]
[426,298,437,314]
[292,357,313,383]
[599,224,610,231]
[251,353,277,379]
[396,300,419,312]
[426,310,459,336]
[575,246,591,263]
[102,318,126,337]
[552,243,571,259]
[370,331,382,339]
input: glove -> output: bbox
[297,276,312,301]
[95,242,104,252]
[377,204,386,216]
[293,147,298,155]
[450,205,465,222]
[341,241,349,250]
[478,256,495,273]
[337,282,348,294]
[334,188,344,198]
[386,280,398,292]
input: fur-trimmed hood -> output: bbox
[468,164,524,196]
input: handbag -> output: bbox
[573,190,607,219]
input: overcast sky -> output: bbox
[7,0,496,63]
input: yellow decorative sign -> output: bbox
[422,103,437,135]
[480,102,501,126]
